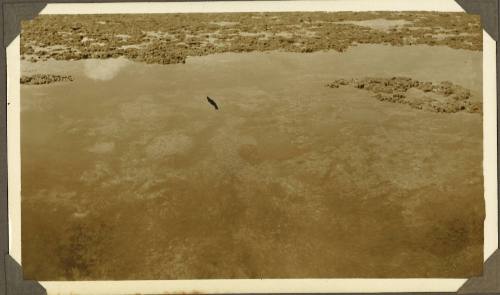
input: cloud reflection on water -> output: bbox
[84,57,130,81]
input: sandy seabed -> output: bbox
[20,12,484,280]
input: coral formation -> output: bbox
[327,77,482,114]
[20,74,74,85]
[21,12,482,65]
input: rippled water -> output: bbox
[21,44,484,280]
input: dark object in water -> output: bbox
[206,96,219,110]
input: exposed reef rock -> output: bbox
[20,12,482,65]
[21,74,74,85]
[327,77,482,114]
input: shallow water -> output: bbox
[21,44,484,280]
[335,19,413,31]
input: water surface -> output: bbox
[21,44,484,280]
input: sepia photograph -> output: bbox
[16,5,487,283]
